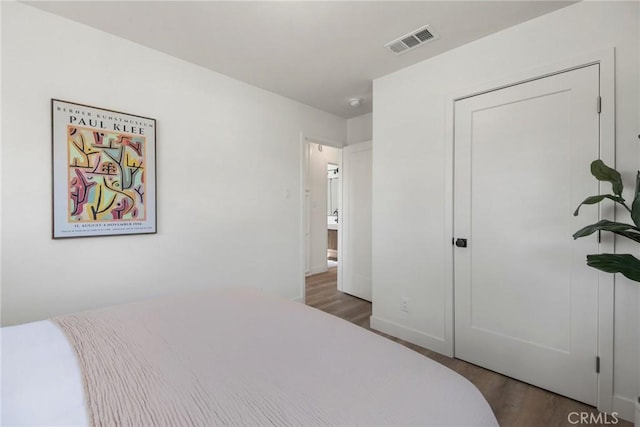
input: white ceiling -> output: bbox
[26,1,576,119]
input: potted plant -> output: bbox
[573,159,640,280]
[573,158,640,424]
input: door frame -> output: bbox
[443,47,615,413]
[299,133,344,304]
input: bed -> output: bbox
[2,288,497,426]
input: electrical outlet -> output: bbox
[400,297,409,313]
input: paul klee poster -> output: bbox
[52,99,157,238]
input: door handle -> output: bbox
[454,238,468,248]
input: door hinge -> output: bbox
[596,356,600,373]
[598,230,602,244]
[597,96,602,114]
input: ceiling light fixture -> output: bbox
[349,98,362,107]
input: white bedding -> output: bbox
[2,320,87,426]
[2,289,497,426]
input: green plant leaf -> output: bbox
[590,160,624,196]
[586,253,640,282]
[615,231,640,244]
[573,221,640,243]
[573,219,640,239]
[631,171,640,227]
[573,194,627,216]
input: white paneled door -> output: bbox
[453,65,601,405]
[341,141,372,301]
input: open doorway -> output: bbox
[301,137,372,305]
[304,141,342,278]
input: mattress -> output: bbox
[2,289,497,426]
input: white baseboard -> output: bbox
[291,296,304,303]
[370,316,452,357]
[612,394,636,423]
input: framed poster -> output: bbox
[51,99,157,238]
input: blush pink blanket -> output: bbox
[53,288,497,426]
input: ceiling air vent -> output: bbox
[384,25,438,55]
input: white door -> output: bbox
[453,65,601,405]
[341,141,372,301]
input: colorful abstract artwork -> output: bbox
[68,127,146,222]
[52,100,156,238]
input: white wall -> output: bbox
[307,143,341,275]
[372,1,639,420]
[347,113,372,145]
[0,2,346,326]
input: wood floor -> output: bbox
[305,268,631,427]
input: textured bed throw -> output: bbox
[53,288,498,427]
